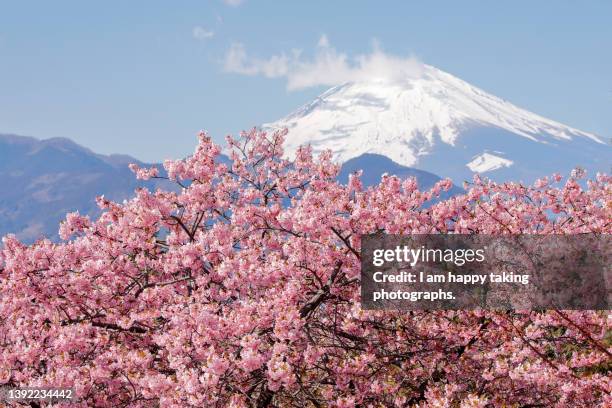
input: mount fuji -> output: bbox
[266,64,610,184]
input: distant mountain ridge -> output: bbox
[337,153,464,200]
[1,134,452,241]
[0,133,166,241]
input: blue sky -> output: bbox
[1,1,610,162]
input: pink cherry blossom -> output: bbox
[0,128,610,407]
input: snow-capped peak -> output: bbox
[265,64,608,183]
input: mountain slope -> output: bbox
[0,134,166,241]
[267,64,610,184]
[1,134,459,241]
[338,153,463,199]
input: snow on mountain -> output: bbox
[466,152,513,173]
[266,64,610,184]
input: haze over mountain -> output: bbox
[267,64,610,184]
[0,134,449,241]
[0,134,167,241]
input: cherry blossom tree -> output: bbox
[1,129,610,407]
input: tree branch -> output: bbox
[300,260,343,318]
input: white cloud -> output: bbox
[317,34,330,48]
[223,43,293,77]
[223,0,245,6]
[222,35,424,90]
[193,26,214,41]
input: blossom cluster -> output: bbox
[0,129,610,407]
